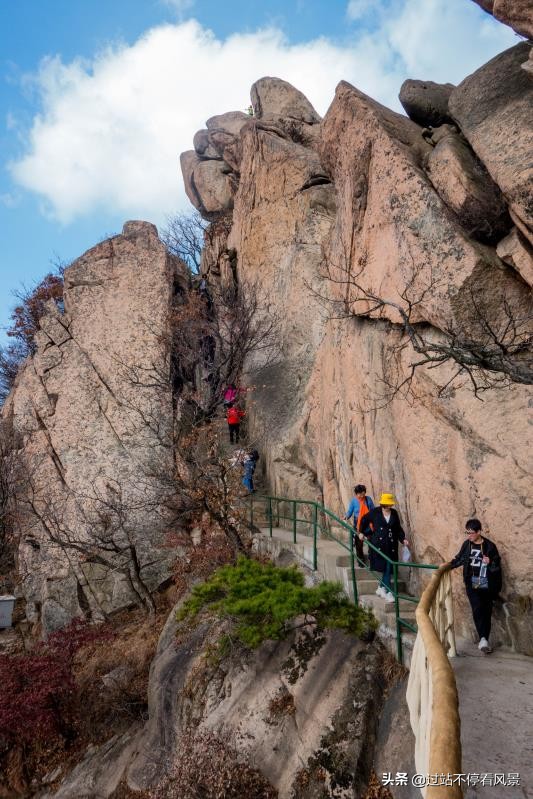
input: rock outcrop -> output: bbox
[2,222,185,633]
[424,124,510,242]
[471,0,533,39]
[46,574,385,798]
[399,79,455,127]
[449,43,533,240]
[181,49,533,651]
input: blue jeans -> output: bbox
[381,561,392,591]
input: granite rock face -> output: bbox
[424,125,510,242]
[471,0,533,39]
[181,67,533,650]
[251,76,322,124]
[47,588,384,798]
[496,227,533,287]
[399,79,455,127]
[449,43,533,240]
[2,222,185,633]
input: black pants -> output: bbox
[352,530,367,564]
[466,585,493,640]
[228,423,240,443]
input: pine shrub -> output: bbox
[177,557,377,648]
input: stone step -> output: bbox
[355,578,407,595]
[360,594,417,620]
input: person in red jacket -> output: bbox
[227,405,245,444]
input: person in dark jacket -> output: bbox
[446,518,502,654]
[359,492,409,602]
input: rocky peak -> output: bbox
[180,44,533,651]
[251,76,322,124]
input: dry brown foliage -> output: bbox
[267,687,296,721]
[362,769,394,799]
[151,729,278,799]
[0,600,172,796]
[170,523,236,598]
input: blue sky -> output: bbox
[0,0,517,341]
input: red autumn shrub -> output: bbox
[0,618,111,747]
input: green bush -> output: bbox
[177,557,377,648]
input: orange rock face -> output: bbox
[182,60,533,651]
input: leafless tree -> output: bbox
[161,211,208,274]
[0,419,19,584]
[0,257,67,404]
[14,461,161,618]
[311,239,533,404]
[0,344,24,404]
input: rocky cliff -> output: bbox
[2,222,187,633]
[181,43,533,651]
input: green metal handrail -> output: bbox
[248,493,437,663]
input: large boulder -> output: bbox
[449,43,533,238]
[193,160,234,213]
[192,128,220,160]
[496,227,533,287]
[180,150,235,217]
[251,76,321,124]
[205,111,250,171]
[425,125,510,242]
[470,0,533,39]
[399,79,455,127]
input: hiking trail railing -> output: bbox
[248,494,441,663]
[406,565,461,798]
[248,494,462,797]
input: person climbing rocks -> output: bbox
[343,484,375,565]
[227,404,245,444]
[242,449,259,492]
[223,383,238,409]
[446,518,502,654]
[359,493,409,603]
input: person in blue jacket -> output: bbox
[242,450,259,492]
[344,484,374,564]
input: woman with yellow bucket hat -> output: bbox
[359,492,409,602]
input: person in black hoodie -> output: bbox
[359,492,409,602]
[447,518,502,654]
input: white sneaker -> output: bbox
[478,637,492,654]
[376,586,385,598]
[384,591,395,603]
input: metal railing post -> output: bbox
[312,503,318,570]
[292,500,297,543]
[350,527,359,605]
[393,561,403,664]
[268,497,273,537]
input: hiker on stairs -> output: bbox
[242,449,260,492]
[223,383,238,409]
[359,492,409,603]
[227,405,245,444]
[343,484,374,565]
[446,518,502,654]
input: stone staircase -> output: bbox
[253,526,417,664]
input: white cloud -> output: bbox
[9,2,516,224]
